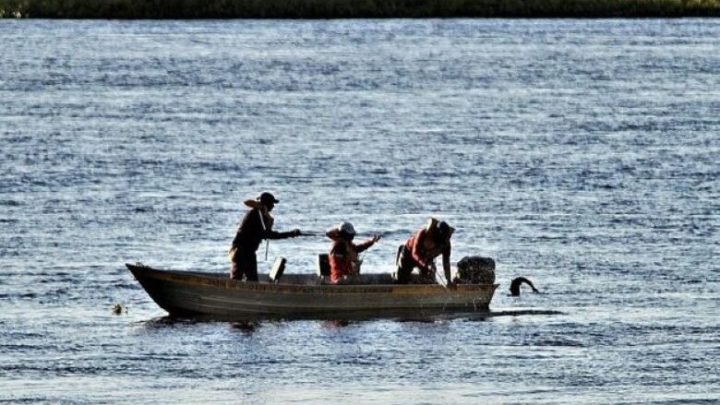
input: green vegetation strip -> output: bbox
[2,0,720,18]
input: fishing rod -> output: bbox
[297,230,392,238]
[296,231,325,237]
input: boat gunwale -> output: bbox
[126,263,499,295]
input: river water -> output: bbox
[1,19,719,403]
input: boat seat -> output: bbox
[269,257,286,283]
[316,253,331,280]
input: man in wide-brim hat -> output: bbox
[229,192,301,282]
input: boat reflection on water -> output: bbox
[135,308,564,329]
[230,321,259,333]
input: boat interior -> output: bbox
[199,272,405,286]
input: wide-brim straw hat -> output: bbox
[326,222,356,240]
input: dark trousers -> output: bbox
[230,247,258,282]
[396,245,433,284]
[396,246,417,284]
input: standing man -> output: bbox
[229,192,301,281]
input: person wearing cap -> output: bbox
[229,192,301,282]
[326,222,381,284]
[396,218,454,285]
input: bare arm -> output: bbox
[260,211,300,240]
[442,242,452,284]
[355,235,380,253]
[266,229,301,240]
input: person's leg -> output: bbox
[395,247,415,284]
[244,252,259,282]
[229,247,241,279]
[232,249,258,281]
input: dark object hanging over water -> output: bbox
[509,277,539,296]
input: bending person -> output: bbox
[326,222,381,284]
[229,192,301,281]
[396,218,454,285]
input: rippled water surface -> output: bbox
[1,19,719,403]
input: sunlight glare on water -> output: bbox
[1,19,719,404]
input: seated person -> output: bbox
[326,222,381,284]
[396,218,454,285]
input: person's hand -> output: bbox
[291,229,302,237]
[371,235,382,244]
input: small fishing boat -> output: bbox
[127,263,499,320]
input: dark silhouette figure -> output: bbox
[509,277,539,296]
[229,192,301,281]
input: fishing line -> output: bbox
[258,209,269,261]
[297,231,391,238]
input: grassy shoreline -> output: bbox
[2,0,720,18]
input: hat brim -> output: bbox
[257,195,279,204]
[326,228,354,240]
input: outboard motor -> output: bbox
[454,256,496,284]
